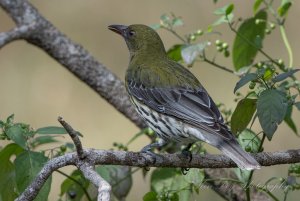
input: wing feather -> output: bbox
[128,81,233,140]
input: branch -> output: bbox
[0,24,35,47]
[16,147,300,201]
[77,162,111,201]
[58,117,85,159]
[0,0,145,129]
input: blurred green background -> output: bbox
[0,0,299,200]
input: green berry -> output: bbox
[265,29,271,34]
[270,23,276,29]
[257,62,262,68]
[60,145,67,152]
[145,128,154,135]
[216,46,223,52]
[224,50,230,57]
[222,42,228,49]
[196,29,203,35]
[255,19,261,25]
[245,145,251,152]
[215,39,222,46]
[249,81,256,89]
[190,34,196,41]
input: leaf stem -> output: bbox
[55,170,92,201]
[245,133,266,201]
[202,52,234,74]
[279,25,293,68]
[263,0,293,68]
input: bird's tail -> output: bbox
[218,140,261,170]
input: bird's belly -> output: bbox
[131,98,195,143]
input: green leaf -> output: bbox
[60,170,89,200]
[272,69,300,82]
[232,10,267,70]
[172,18,183,27]
[214,4,233,15]
[234,73,257,93]
[96,165,132,200]
[151,168,190,201]
[0,120,4,128]
[284,105,298,135]
[253,0,263,14]
[278,1,292,17]
[6,114,14,125]
[150,24,161,30]
[167,44,183,62]
[36,126,67,134]
[181,42,208,65]
[238,129,261,153]
[160,14,171,27]
[0,144,23,201]
[289,164,300,176]
[170,175,190,201]
[151,168,177,193]
[231,98,257,134]
[14,151,51,201]
[225,4,234,16]
[6,125,27,149]
[257,89,288,140]
[212,14,234,26]
[263,68,274,80]
[31,136,59,148]
[143,191,158,201]
[184,168,204,186]
[234,168,251,183]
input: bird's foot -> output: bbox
[140,149,159,164]
[181,143,193,163]
[140,140,167,165]
[181,167,190,175]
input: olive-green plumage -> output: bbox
[108,24,260,170]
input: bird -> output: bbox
[108,24,260,170]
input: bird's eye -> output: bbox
[128,30,135,37]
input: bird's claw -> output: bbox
[181,148,193,163]
[140,149,158,164]
[181,167,190,175]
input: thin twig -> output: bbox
[58,117,85,159]
[0,23,35,48]
[202,54,235,74]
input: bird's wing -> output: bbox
[127,80,233,140]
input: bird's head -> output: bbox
[108,24,166,57]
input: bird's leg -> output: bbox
[140,138,167,164]
[181,143,193,175]
[181,143,193,162]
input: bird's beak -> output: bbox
[108,24,128,36]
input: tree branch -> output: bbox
[16,147,300,201]
[0,24,35,47]
[0,0,145,129]
[58,117,86,159]
[77,162,111,201]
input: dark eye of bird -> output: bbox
[128,30,135,37]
